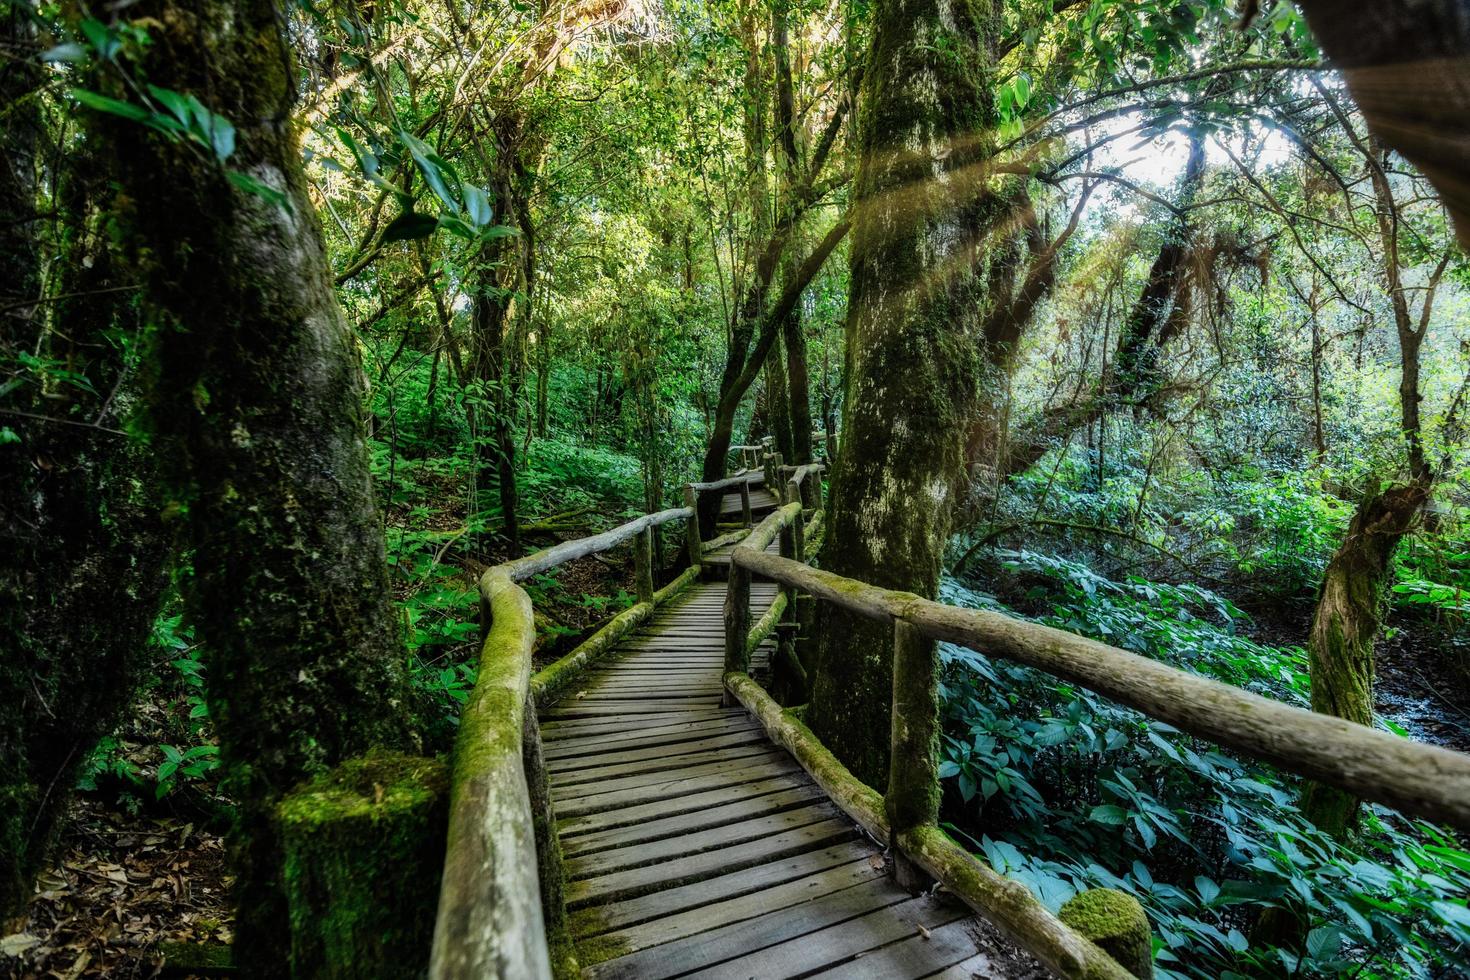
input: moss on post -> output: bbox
[277,751,448,979]
[887,619,939,834]
[1059,889,1152,979]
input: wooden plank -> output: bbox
[587,875,910,980]
[551,743,778,789]
[557,772,813,838]
[566,802,841,880]
[560,784,827,857]
[566,817,855,908]
[539,709,739,740]
[546,729,772,774]
[923,950,1002,979]
[542,716,759,760]
[568,691,721,703]
[582,857,887,965]
[543,702,720,725]
[551,749,791,803]
[677,896,969,980]
[569,841,877,937]
[804,916,984,980]
[553,757,803,819]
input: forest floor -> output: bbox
[2,798,230,979]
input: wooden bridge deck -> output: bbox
[539,580,1012,978]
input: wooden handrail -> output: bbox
[498,505,693,582]
[721,518,1133,979]
[724,502,804,682]
[687,470,763,492]
[732,548,1470,831]
[430,569,551,979]
[434,493,740,977]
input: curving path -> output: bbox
[538,515,1040,977]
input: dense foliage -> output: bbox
[3,0,1470,973]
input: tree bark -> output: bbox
[84,0,419,968]
[807,0,999,786]
[1292,0,1470,251]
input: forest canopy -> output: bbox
[2,0,1470,976]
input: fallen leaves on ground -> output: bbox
[1,798,231,979]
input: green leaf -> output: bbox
[1194,875,1220,905]
[401,131,459,211]
[1089,804,1128,825]
[227,170,292,212]
[69,88,152,125]
[462,182,493,228]
[382,211,440,243]
[79,18,120,60]
[1305,925,1341,960]
[479,224,519,241]
[436,214,476,240]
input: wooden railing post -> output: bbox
[739,481,753,526]
[886,617,940,890]
[804,467,822,510]
[787,479,806,561]
[723,557,752,704]
[633,525,655,604]
[682,485,703,569]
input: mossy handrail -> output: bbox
[432,485,760,980]
[724,545,1470,978]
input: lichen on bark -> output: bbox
[808,0,1003,786]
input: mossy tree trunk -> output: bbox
[0,43,171,922]
[1302,483,1427,836]
[82,0,420,968]
[807,0,998,786]
[1297,133,1445,839]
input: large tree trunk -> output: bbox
[86,0,419,968]
[1292,0,1470,251]
[0,37,171,921]
[806,0,998,786]
[470,126,529,550]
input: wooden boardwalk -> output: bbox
[539,579,1013,978]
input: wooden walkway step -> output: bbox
[540,581,1026,978]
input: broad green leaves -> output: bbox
[336,128,517,243]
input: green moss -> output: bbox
[1059,889,1153,979]
[277,750,449,979]
[569,926,632,968]
[157,940,233,973]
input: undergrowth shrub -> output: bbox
[939,555,1470,978]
